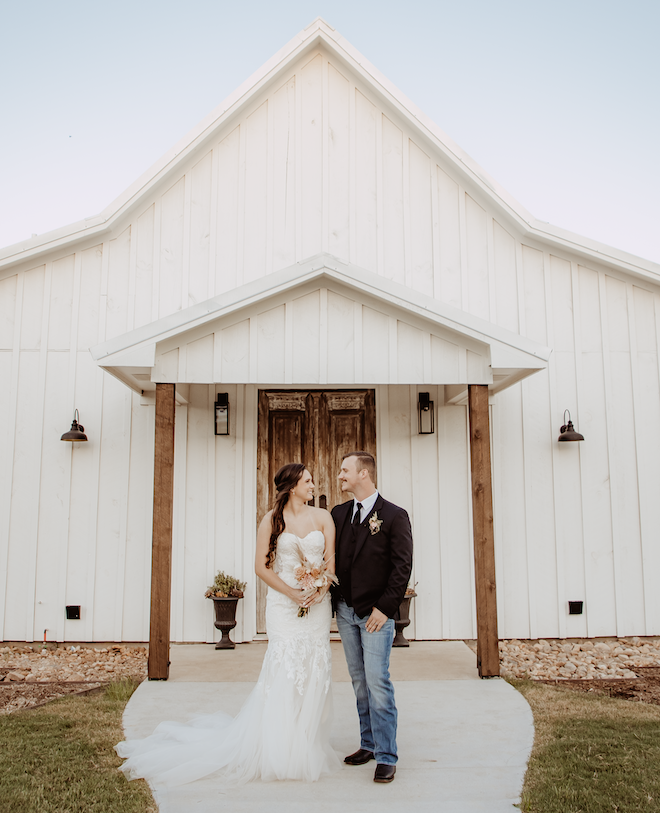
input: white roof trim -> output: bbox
[1,18,658,284]
[91,253,549,395]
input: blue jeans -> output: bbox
[335,599,397,765]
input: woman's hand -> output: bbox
[309,585,329,606]
[288,586,317,608]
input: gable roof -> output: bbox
[90,252,550,400]
[1,18,658,285]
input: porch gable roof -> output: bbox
[90,254,550,399]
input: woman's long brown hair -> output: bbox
[266,463,306,568]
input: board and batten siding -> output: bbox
[2,46,660,641]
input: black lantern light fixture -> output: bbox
[558,409,584,442]
[214,393,230,436]
[61,409,88,442]
[418,392,434,435]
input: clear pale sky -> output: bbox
[1,0,658,263]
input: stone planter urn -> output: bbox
[211,596,242,649]
[392,591,417,647]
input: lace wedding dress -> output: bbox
[116,531,340,786]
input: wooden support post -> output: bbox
[148,383,176,680]
[468,384,500,677]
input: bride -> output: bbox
[115,462,341,786]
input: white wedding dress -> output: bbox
[116,531,340,786]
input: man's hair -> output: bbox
[345,450,376,482]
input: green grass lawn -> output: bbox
[0,679,155,813]
[515,680,660,813]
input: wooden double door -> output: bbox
[256,389,376,633]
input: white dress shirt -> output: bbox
[352,490,379,524]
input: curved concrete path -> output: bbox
[122,642,534,813]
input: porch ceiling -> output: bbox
[90,254,550,400]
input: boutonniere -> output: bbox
[368,512,383,535]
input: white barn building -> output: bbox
[2,20,659,675]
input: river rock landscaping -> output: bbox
[498,637,660,680]
[0,644,147,714]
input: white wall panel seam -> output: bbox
[521,390,537,637]
[569,260,590,635]
[206,384,216,643]
[388,317,397,383]
[141,403,154,640]
[29,261,52,641]
[208,147,219,299]
[375,385,389,500]
[295,72,303,262]
[237,124,247,287]
[408,387,419,641]
[430,162,441,301]
[490,399,506,639]
[464,403,477,639]
[284,302,293,383]
[348,83,356,265]
[182,172,192,310]
[64,252,82,638]
[151,199,161,322]
[487,217,497,324]
[85,244,110,640]
[516,242,533,639]
[249,316,257,383]
[266,97,275,277]
[458,186,468,312]
[114,389,132,641]
[353,302,363,382]
[653,292,660,624]
[542,249,564,637]
[0,270,23,638]
[375,109,384,278]
[319,289,328,382]
[321,58,329,256]
[402,139,412,289]
[435,397,448,638]
[626,285,649,632]
[597,271,622,635]
[173,403,188,642]
[127,223,137,332]
[240,386,256,641]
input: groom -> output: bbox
[332,451,413,784]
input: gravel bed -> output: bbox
[0,644,147,714]
[498,637,660,680]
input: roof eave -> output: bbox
[3,18,656,283]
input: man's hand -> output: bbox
[365,607,388,633]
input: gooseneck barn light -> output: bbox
[61,410,88,442]
[558,410,584,442]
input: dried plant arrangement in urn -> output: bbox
[205,571,247,649]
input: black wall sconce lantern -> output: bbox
[418,392,434,435]
[214,393,230,436]
[61,409,88,442]
[568,601,584,615]
[65,605,81,620]
[558,410,584,442]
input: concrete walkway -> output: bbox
[122,642,534,812]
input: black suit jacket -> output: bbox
[331,495,413,619]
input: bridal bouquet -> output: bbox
[293,542,338,617]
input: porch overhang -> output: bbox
[90,254,550,400]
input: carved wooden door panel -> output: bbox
[255,390,376,634]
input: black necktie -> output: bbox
[352,503,363,527]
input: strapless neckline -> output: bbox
[279,530,324,541]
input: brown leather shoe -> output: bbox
[374,764,396,783]
[344,748,375,765]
